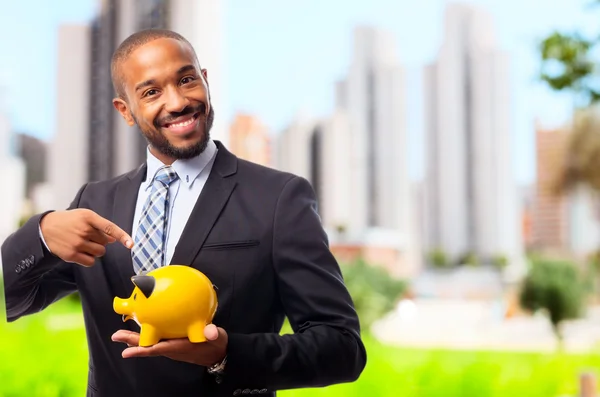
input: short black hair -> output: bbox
[110,28,198,99]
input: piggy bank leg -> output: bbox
[139,324,161,347]
[187,321,207,343]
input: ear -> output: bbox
[131,274,156,298]
[113,97,135,126]
[201,68,209,85]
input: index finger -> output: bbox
[87,212,134,249]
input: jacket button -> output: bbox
[233,390,241,396]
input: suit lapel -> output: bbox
[170,142,238,266]
[112,164,146,295]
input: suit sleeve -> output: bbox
[223,176,367,391]
[1,183,88,322]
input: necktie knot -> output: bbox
[154,165,179,187]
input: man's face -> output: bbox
[113,37,214,161]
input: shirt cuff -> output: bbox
[38,223,52,253]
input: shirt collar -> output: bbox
[143,139,217,190]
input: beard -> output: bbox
[134,103,215,160]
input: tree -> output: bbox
[551,105,600,195]
[537,2,600,196]
[539,31,599,108]
[519,259,586,348]
[340,258,408,330]
[537,4,600,280]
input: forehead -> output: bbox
[119,38,198,87]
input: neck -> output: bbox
[148,146,176,165]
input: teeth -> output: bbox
[169,117,195,128]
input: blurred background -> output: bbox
[1,0,600,396]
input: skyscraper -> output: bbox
[423,3,522,265]
[0,111,26,245]
[274,26,419,276]
[335,26,410,237]
[275,111,355,234]
[531,122,569,251]
[51,24,91,210]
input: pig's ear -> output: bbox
[131,274,156,298]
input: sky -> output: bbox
[0,0,598,185]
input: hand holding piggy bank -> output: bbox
[113,265,218,347]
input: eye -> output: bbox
[143,89,158,97]
[180,76,195,85]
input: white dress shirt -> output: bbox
[133,140,217,265]
[40,139,218,265]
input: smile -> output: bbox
[163,113,201,135]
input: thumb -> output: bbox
[204,324,220,341]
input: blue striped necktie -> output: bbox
[132,165,179,274]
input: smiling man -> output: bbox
[111,33,214,163]
[1,29,366,397]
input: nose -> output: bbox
[164,86,190,113]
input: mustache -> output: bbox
[154,103,207,128]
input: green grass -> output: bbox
[1,299,599,397]
[281,335,600,397]
[0,299,89,397]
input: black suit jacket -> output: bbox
[1,141,367,397]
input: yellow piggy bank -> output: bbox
[113,265,218,347]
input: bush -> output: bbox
[340,258,408,330]
[426,248,450,269]
[519,258,586,346]
[457,252,479,267]
[491,254,508,270]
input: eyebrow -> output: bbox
[177,64,196,75]
[134,64,198,93]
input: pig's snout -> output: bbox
[113,297,133,322]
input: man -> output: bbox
[1,29,366,397]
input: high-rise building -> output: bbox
[228,113,271,167]
[0,112,26,245]
[335,26,410,236]
[275,112,315,182]
[531,122,569,251]
[15,133,48,199]
[423,3,523,266]
[49,0,225,208]
[275,111,356,235]
[51,24,91,209]
[275,27,420,277]
[529,118,600,257]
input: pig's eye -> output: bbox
[134,293,137,301]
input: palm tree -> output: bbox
[552,107,600,194]
[537,10,600,291]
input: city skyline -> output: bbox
[0,0,598,187]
